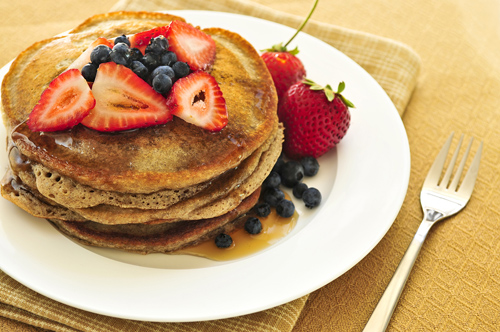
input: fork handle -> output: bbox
[362,219,434,332]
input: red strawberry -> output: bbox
[129,26,169,53]
[261,49,306,101]
[279,79,354,159]
[27,69,95,132]
[260,0,317,100]
[66,37,113,71]
[81,62,171,132]
[165,20,216,71]
[166,71,227,131]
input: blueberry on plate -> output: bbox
[300,156,320,176]
[293,182,308,199]
[280,160,304,188]
[254,202,271,217]
[263,187,285,207]
[263,171,281,188]
[215,233,233,248]
[244,217,262,235]
[276,199,295,218]
[302,187,322,208]
[272,156,285,174]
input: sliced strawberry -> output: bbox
[81,62,171,132]
[27,69,95,132]
[166,71,227,131]
[165,20,216,71]
[66,37,113,71]
[129,26,169,54]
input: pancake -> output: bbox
[0,11,281,254]
[3,12,278,193]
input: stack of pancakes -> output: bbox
[0,12,281,254]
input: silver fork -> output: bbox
[363,133,483,332]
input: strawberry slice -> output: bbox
[81,62,172,132]
[66,37,113,71]
[165,20,216,71]
[27,69,95,132]
[166,71,227,131]
[129,26,169,54]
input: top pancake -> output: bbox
[1,12,278,193]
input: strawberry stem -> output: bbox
[283,0,319,48]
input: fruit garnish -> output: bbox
[27,69,95,132]
[81,62,171,132]
[166,71,228,131]
[260,0,318,101]
[165,20,216,71]
[129,26,169,54]
[66,38,113,72]
[279,79,354,159]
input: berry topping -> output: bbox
[244,217,263,235]
[130,61,149,80]
[160,51,177,66]
[215,233,233,248]
[280,80,354,159]
[110,42,130,66]
[80,62,171,132]
[81,63,98,82]
[302,187,322,208]
[300,156,320,176]
[276,199,295,218]
[293,182,308,199]
[263,187,285,207]
[152,74,172,94]
[146,35,169,54]
[165,20,216,71]
[129,47,143,62]
[151,66,175,81]
[114,35,130,47]
[272,155,285,174]
[66,38,113,71]
[172,61,190,78]
[280,160,305,188]
[140,52,160,71]
[254,202,271,218]
[90,44,112,65]
[129,26,169,54]
[166,71,228,131]
[27,69,95,132]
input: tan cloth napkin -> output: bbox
[3,0,499,331]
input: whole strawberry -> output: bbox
[260,0,317,101]
[279,79,355,159]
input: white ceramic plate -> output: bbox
[0,11,410,322]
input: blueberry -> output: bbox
[146,36,168,54]
[263,171,281,188]
[129,48,143,62]
[81,63,98,82]
[215,233,232,248]
[272,156,285,174]
[280,161,304,188]
[113,42,129,54]
[130,61,148,80]
[301,157,320,176]
[254,202,271,217]
[160,51,177,66]
[276,199,295,218]
[90,45,111,65]
[302,188,322,208]
[263,187,285,207]
[293,182,308,199]
[110,49,129,66]
[152,74,172,94]
[244,217,262,235]
[141,52,160,71]
[114,34,130,47]
[172,61,190,78]
[151,66,175,80]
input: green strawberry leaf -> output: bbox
[303,79,355,107]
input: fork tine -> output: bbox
[423,132,454,188]
[440,134,463,188]
[457,141,483,198]
[448,137,473,191]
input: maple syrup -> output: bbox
[177,195,298,261]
